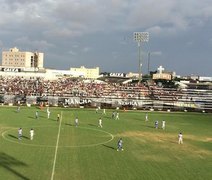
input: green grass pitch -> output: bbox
[0,106,211,180]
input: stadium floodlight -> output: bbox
[134,32,149,83]
[134,32,149,42]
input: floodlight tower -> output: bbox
[134,32,149,83]
[148,52,150,75]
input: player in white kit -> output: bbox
[75,117,79,127]
[145,113,148,121]
[162,120,166,130]
[98,118,102,128]
[178,132,183,144]
[47,109,50,119]
[116,112,119,120]
[102,109,106,115]
[18,128,22,140]
[30,128,34,140]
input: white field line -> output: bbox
[50,111,63,180]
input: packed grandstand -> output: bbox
[0,76,212,112]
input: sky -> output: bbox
[0,0,212,76]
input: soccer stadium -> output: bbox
[0,46,211,180]
[1,1,212,180]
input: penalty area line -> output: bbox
[50,111,63,180]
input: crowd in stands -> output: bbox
[0,76,211,104]
[0,76,151,99]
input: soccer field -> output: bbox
[0,106,211,180]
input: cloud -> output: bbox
[1,0,212,38]
[82,47,92,53]
[43,28,83,39]
[68,50,77,56]
[1,0,212,75]
[151,51,162,56]
[146,26,162,35]
[14,36,54,51]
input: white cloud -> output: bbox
[68,50,77,56]
[1,0,212,38]
[1,0,212,75]
[151,51,162,56]
[72,44,79,48]
[43,28,83,39]
[14,36,54,51]
[146,26,162,36]
[82,47,92,53]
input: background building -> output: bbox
[0,48,100,80]
[152,65,172,80]
[1,47,44,71]
[70,66,99,79]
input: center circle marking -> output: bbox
[2,126,114,148]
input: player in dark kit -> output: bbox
[117,138,124,151]
[155,120,159,129]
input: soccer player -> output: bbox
[30,128,34,140]
[95,107,98,114]
[117,138,124,151]
[102,109,106,115]
[17,106,20,113]
[178,132,183,144]
[155,120,159,129]
[47,109,51,119]
[75,117,79,127]
[145,113,148,121]
[18,128,22,140]
[162,120,166,130]
[98,118,102,128]
[35,111,39,119]
[112,111,115,119]
[116,112,119,120]
[57,113,60,122]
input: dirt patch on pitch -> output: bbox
[117,131,177,143]
[204,138,212,142]
[141,154,171,162]
[117,131,212,158]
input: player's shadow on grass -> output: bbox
[140,124,155,129]
[48,118,57,122]
[28,116,45,119]
[65,123,73,126]
[8,134,29,140]
[0,152,30,180]
[22,135,30,140]
[103,115,112,119]
[28,116,36,119]
[88,123,97,127]
[28,116,42,119]
[146,125,155,129]
[102,144,116,150]
[8,134,18,139]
